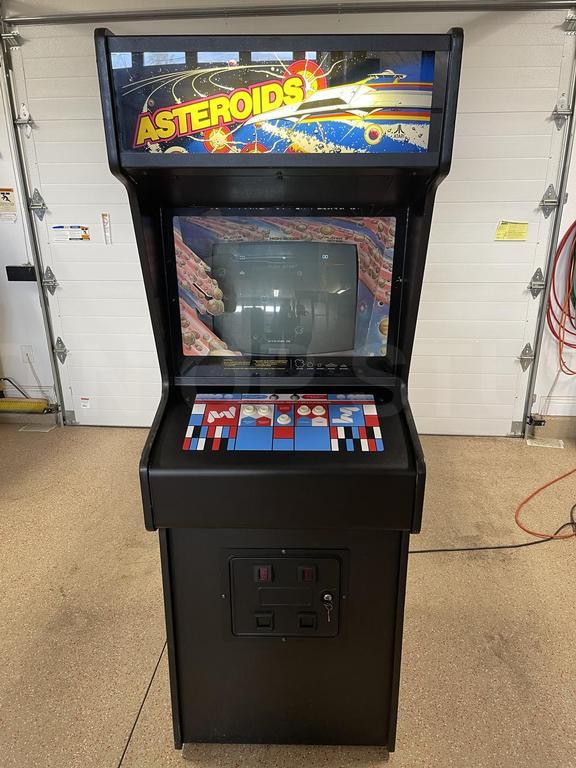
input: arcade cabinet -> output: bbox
[96,31,462,754]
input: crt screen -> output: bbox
[211,241,357,356]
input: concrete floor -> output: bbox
[1,424,575,768]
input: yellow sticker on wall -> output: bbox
[495,221,529,241]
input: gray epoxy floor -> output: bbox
[1,424,575,768]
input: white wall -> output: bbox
[2,4,574,433]
[0,69,55,402]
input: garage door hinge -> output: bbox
[552,95,573,129]
[14,103,33,137]
[517,343,535,372]
[54,337,68,364]
[42,266,59,295]
[528,268,545,298]
[540,184,565,218]
[562,9,576,34]
[28,189,47,220]
[1,29,22,49]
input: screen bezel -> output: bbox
[163,207,408,383]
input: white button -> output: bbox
[244,405,255,414]
[277,413,291,425]
[257,405,270,415]
[297,405,311,415]
[312,406,325,415]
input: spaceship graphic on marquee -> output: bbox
[244,73,432,126]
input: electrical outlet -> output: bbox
[20,345,34,364]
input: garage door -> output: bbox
[6,7,574,433]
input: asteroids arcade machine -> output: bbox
[96,30,462,754]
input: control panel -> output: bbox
[183,393,383,453]
[229,553,342,638]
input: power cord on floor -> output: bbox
[410,465,576,555]
[409,522,574,554]
[116,639,167,768]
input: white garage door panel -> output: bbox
[432,205,541,226]
[458,89,557,113]
[415,417,511,436]
[60,316,152,334]
[65,333,155,351]
[462,44,563,68]
[453,136,552,160]
[413,338,521,357]
[59,298,149,317]
[419,302,526,322]
[40,163,118,186]
[460,66,560,90]
[54,262,141,281]
[410,388,514,406]
[426,242,535,263]
[68,409,158,427]
[26,76,101,99]
[69,365,160,384]
[70,350,158,368]
[41,184,126,205]
[28,97,102,120]
[456,112,554,135]
[24,55,97,79]
[448,159,548,182]
[438,180,545,203]
[411,356,517,375]
[36,142,110,164]
[11,10,571,432]
[416,321,526,340]
[23,35,94,58]
[35,130,106,150]
[410,372,516,390]
[59,281,146,300]
[69,380,160,397]
[424,263,532,283]
[421,284,531,302]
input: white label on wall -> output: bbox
[52,225,90,242]
[80,397,90,409]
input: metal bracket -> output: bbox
[54,337,68,364]
[14,103,33,137]
[28,188,47,220]
[517,343,535,372]
[42,266,59,295]
[1,29,22,49]
[562,9,576,34]
[540,184,560,218]
[552,94,573,129]
[528,267,545,299]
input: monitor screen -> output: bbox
[210,241,357,356]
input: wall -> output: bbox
[0,65,54,402]
[2,3,574,433]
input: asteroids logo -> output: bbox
[134,76,305,147]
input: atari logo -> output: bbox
[207,406,236,423]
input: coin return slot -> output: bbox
[298,612,317,630]
[255,612,274,631]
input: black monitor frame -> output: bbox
[96,29,463,388]
[163,206,408,385]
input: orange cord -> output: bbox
[515,466,576,539]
